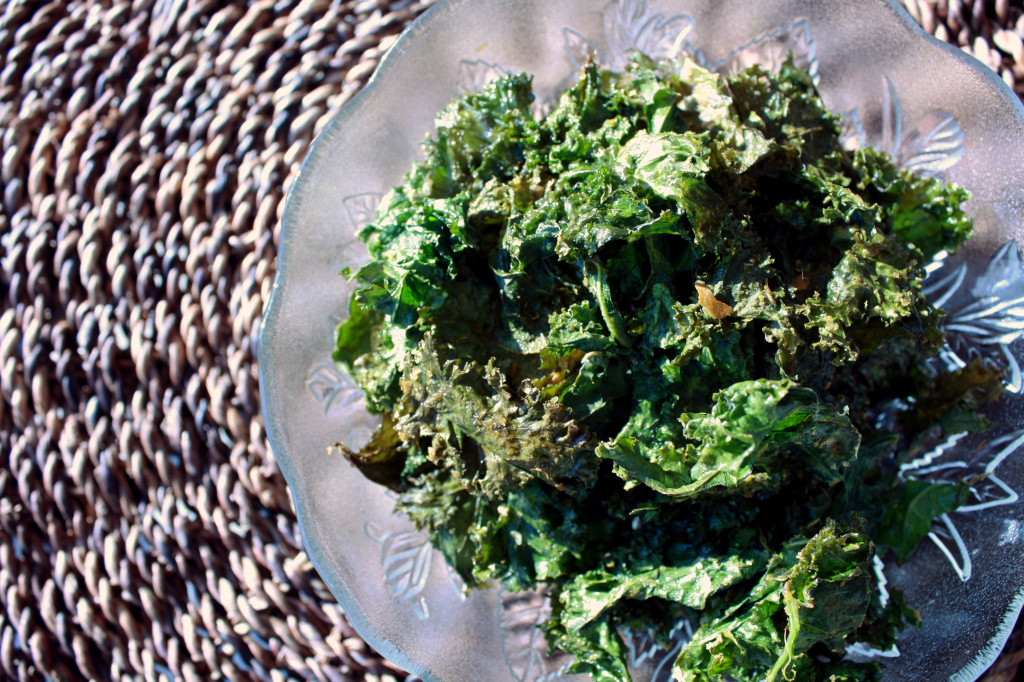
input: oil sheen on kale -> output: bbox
[332,55,1003,681]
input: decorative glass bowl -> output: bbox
[259,0,1024,679]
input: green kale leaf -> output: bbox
[332,53,1000,681]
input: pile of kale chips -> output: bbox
[333,55,1003,681]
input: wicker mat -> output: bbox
[0,0,1021,680]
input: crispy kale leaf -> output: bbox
[595,379,861,497]
[333,54,1000,680]
[673,522,875,682]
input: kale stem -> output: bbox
[585,260,632,347]
[765,590,801,682]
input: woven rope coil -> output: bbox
[0,1,435,679]
[0,1,1020,681]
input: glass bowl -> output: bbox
[259,0,1024,679]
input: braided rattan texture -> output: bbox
[0,1,1021,681]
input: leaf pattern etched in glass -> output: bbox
[365,521,435,620]
[457,59,510,94]
[623,618,694,682]
[500,588,572,682]
[306,359,363,417]
[564,0,692,71]
[925,241,1024,392]
[705,19,818,84]
[343,192,384,231]
[841,77,965,176]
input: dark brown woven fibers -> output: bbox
[0,0,1020,680]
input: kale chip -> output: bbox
[333,54,997,680]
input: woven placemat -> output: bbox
[0,1,1021,681]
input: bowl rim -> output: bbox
[259,8,460,678]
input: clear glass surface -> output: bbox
[259,1,1024,680]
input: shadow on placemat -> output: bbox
[0,0,1021,680]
